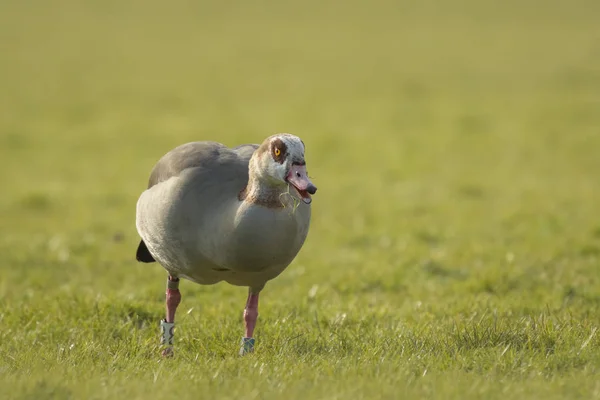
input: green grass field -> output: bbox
[1,0,600,398]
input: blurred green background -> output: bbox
[1,0,600,398]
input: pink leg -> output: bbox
[161,276,181,357]
[243,291,260,338]
[240,291,259,355]
[165,277,181,323]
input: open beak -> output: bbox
[286,164,317,204]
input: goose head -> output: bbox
[250,133,317,204]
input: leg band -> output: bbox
[239,337,255,356]
[161,319,175,346]
[167,277,180,291]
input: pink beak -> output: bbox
[286,164,317,204]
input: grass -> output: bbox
[1,0,600,398]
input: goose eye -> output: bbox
[274,148,281,157]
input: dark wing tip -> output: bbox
[136,240,156,263]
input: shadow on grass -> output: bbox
[16,381,72,400]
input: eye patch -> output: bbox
[271,139,287,164]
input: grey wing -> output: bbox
[231,143,260,161]
[148,142,259,189]
[148,141,226,189]
[136,141,257,263]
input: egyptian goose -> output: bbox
[135,133,317,356]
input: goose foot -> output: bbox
[162,346,174,358]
